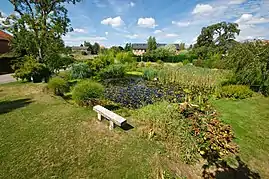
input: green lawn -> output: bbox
[213,97,269,178]
[0,83,197,179]
[1,82,268,178]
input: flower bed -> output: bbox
[104,78,184,108]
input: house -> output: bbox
[132,43,180,56]
[0,30,12,54]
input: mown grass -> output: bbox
[212,97,269,178]
[0,83,197,178]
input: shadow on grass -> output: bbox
[120,122,134,131]
[213,156,260,179]
[0,98,32,115]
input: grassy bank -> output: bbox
[213,97,269,178]
[0,83,198,178]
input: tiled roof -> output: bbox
[0,30,12,40]
[132,43,180,50]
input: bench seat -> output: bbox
[93,105,127,129]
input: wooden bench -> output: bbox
[93,105,127,130]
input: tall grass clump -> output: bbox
[133,101,199,163]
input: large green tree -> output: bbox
[124,43,132,52]
[1,0,80,62]
[147,36,157,52]
[84,41,93,54]
[92,42,100,55]
[194,22,240,58]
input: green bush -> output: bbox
[142,68,158,80]
[99,64,126,80]
[156,60,164,65]
[216,85,253,99]
[72,80,104,105]
[47,77,69,96]
[70,62,90,79]
[57,71,70,81]
[115,52,135,64]
[81,51,87,55]
[225,41,269,95]
[183,59,190,65]
[13,55,51,82]
[87,54,113,75]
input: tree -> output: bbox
[84,41,93,54]
[225,40,269,95]
[118,46,124,51]
[194,22,240,58]
[1,0,81,61]
[147,36,157,52]
[124,43,132,52]
[92,42,100,55]
[179,43,185,50]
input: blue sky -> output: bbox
[1,0,269,47]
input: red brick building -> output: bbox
[0,30,12,54]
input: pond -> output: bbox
[103,77,185,108]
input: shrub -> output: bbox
[81,51,87,55]
[183,59,190,65]
[99,64,126,80]
[47,77,69,96]
[216,85,253,99]
[57,71,70,81]
[225,41,269,95]
[13,55,51,82]
[72,80,104,105]
[179,103,238,177]
[143,68,158,80]
[70,62,90,79]
[156,60,164,65]
[87,54,113,75]
[115,52,135,64]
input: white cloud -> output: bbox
[105,32,108,35]
[235,14,269,24]
[154,30,163,34]
[130,2,135,7]
[228,0,246,5]
[172,21,190,27]
[236,24,269,41]
[165,33,179,37]
[101,16,124,27]
[192,4,214,15]
[73,28,87,33]
[125,34,138,39]
[137,17,157,28]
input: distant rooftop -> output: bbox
[0,30,12,41]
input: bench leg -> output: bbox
[98,113,102,121]
[109,121,115,130]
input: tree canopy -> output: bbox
[194,22,240,58]
[124,43,132,52]
[147,36,157,52]
[0,0,81,61]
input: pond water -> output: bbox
[104,77,185,108]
